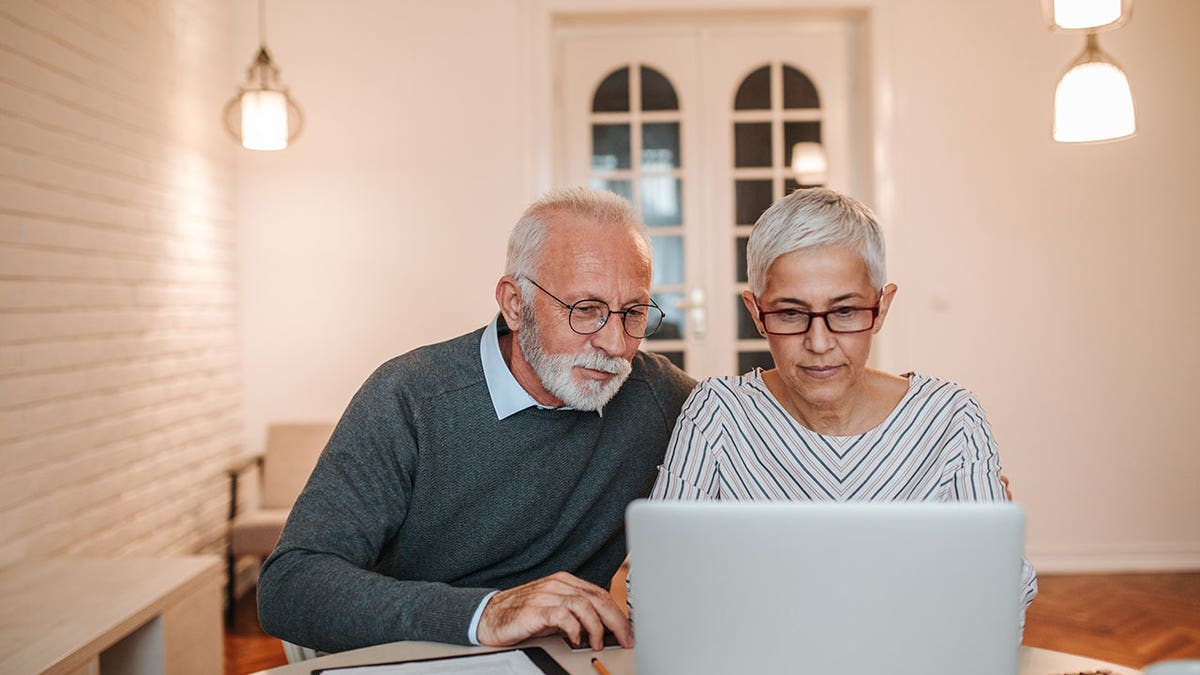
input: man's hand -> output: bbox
[476,572,632,650]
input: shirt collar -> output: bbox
[480,314,594,419]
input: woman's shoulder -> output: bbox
[695,369,768,395]
[681,370,769,410]
[901,372,987,414]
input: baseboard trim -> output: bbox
[1030,549,1200,573]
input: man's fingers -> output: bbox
[478,573,633,649]
[545,605,583,647]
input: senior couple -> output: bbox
[258,186,1037,655]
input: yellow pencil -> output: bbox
[591,656,613,675]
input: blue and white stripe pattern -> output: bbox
[649,370,1038,629]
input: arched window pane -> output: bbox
[734,65,771,110]
[783,65,820,109]
[592,124,631,170]
[593,67,630,112]
[641,66,679,111]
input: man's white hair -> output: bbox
[505,187,649,300]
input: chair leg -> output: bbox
[226,552,236,627]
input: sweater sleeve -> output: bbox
[257,368,493,652]
[949,394,1039,639]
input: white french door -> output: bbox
[557,17,860,379]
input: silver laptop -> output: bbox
[625,500,1025,675]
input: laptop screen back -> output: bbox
[626,500,1024,675]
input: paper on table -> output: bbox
[317,650,546,675]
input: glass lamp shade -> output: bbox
[790,142,828,184]
[240,90,289,151]
[1053,36,1136,143]
[1044,0,1131,31]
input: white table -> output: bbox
[0,556,223,675]
[253,638,1142,674]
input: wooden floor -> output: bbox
[225,572,1200,675]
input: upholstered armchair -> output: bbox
[227,422,333,625]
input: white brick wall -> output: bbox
[0,0,240,566]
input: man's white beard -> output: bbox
[518,304,632,412]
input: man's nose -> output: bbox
[590,312,631,356]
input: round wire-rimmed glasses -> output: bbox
[525,278,665,339]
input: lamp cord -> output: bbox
[258,0,266,47]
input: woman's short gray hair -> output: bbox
[506,187,647,287]
[746,187,886,295]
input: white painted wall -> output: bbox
[0,0,239,565]
[235,0,1200,570]
[882,0,1200,570]
[234,0,535,456]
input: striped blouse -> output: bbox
[648,370,1038,627]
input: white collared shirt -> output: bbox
[479,314,601,418]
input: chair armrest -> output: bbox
[228,454,264,520]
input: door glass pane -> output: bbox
[642,123,681,169]
[648,291,685,340]
[641,176,682,227]
[782,65,820,109]
[593,67,630,112]
[737,295,761,339]
[641,66,679,111]
[592,124,631,170]
[784,122,822,162]
[738,351,775,374]
[652,350,686,370]
[785,177,823,194]
[590,177,633,202]
[736,236,749,283]
[650,235,684,285]
[735,179,772,225]
[734,65,771,110]
[734,122,772,168]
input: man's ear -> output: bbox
[496,275,525,330]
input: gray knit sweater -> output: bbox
[257,325,695,653]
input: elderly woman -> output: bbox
[648,187,1037,630]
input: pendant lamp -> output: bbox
[790,142,828,185]
[1043,0,1132,31]
[223,0,303,151]
[1052,33,1136,143]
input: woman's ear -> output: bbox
[741,290,767,336]
[496,275,525,330]
[873,283,898,334]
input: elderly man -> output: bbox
[257,187,696,654]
